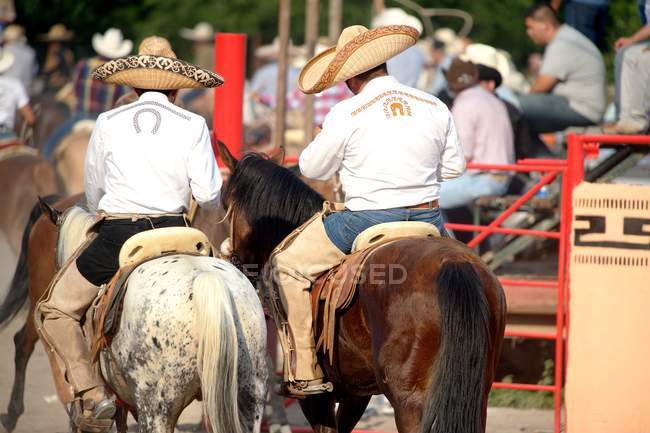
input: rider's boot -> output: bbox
[266,210,346,398]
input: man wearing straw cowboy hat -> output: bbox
[43,28,132,159]
[36,36,223,431]
[265,24,465,397]
[39,24,75,91]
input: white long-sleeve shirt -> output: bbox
[299,75,465,211]
[84,91,222,214]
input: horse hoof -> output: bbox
[0,414,14,433]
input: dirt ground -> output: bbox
[0,236,553,433]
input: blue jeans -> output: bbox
[439,173,510,209]
[43,112,97,160]
[323,208,447,254]
[519,93,594,133]
[564,1,608,49]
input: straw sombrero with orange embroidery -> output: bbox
[298,24,419,94]
[92,35,223,90]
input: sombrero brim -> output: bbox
[298,25,418,94]
[92,55,224,90]
[38,31,74,42]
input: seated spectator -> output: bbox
[519,3,606,133]
[477,64,552,159]
[439,59,514,210]
[608,2,650,133]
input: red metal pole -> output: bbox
[213,33,247,160]
[467,171,559,248]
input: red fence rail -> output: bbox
[445,133,650,433]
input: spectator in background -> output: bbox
[3,24,37,91]
[43,28,132,159]
[520,3,606,133]
[612,0,649,121]
[39,24,75,92]
[287,82,352,128]
[551,0,609,49]
[250,37,300,111]
[477,64,552,159]
[179,22,215,70]
[439,59,514,210]
[427,39,453,99]
[0,0,14,31]
[604,10,650,134]
[0,47,35,143]
[526,52,543,83]
[371,8,425,88]
[641,0,649,24]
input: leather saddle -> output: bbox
[91,227,212,358]
[310,221,440,363]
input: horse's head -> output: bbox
[218,143,323,278]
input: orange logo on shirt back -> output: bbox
[383,96,412,119]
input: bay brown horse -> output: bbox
[218,149,507,433]
[0,153,61,255]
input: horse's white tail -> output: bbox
[192,272,244,433]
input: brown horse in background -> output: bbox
[0,153,61,255]
[219,149,507,433]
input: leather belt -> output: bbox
[406,200,439,210]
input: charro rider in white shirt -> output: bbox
[36,36,223,432]
[266,25,465,398]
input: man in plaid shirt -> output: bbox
[44,29,131,159]
[287,81,352,126]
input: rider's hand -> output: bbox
[614,37,632,51]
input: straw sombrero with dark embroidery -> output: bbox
[93,35,223,90]
[298,24,419,94]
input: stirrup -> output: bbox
[70,398,115,433]
[281,379,334,399]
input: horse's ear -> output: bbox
[215,138,238,173]
[269,146,285,166]
[38,196,62,226]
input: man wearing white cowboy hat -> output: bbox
[179,21,215,69]
[36,36,223,431]
[265,24,465,397]
[3,24,37,90]
[43,28,132,159]
[0,47,35,142]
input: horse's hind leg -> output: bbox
[1,319,38,433]
[336,395,371,433]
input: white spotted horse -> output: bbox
[34,205,269,433]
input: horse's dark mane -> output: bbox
[222,153,324,262]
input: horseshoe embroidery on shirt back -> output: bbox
[133,108,162,134]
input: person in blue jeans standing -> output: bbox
[551,0,609,49]
[264,24,465,398]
